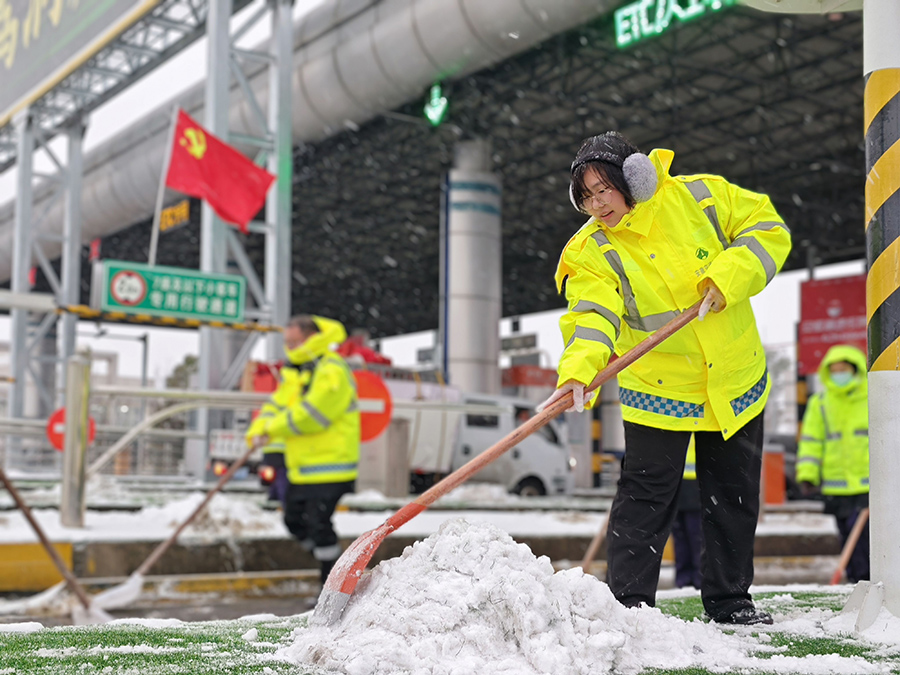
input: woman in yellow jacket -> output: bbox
[542,132,791,625]
[797,345,869,583]
[246,314,360,583]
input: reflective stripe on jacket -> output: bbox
[684,435,696,481]
[262,317,361,485]
[797,345,869,496]
[554,149,791,439]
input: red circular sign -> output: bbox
[46,407,97,451]
[353,371,392,442]
[109,270,147,306]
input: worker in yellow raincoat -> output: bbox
[540,132,791,625]
[246,315,360,583]
[797,344,870,583]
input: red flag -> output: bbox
[164,109,276,233]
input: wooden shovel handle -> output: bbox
[0,467,92,609]
[390,302,703,524]
[136,441,261,576]
[830,507,870,585]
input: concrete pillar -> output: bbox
[445,139,502,395]
[848,0,900,629]
[60,355,91,528]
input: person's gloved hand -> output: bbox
[250,435,269,449]
[698,278,726,321]
[799,480,818,498]
[536,380,593,414]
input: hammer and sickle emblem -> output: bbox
[179,128,207,159]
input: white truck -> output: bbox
[396,389,575,497]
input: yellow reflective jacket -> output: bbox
[797,345,868,496]
[254,316,361,485]
[555,149,791,439]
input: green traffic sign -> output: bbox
[100,260,246,324]
[424,84,449,126]
[615,0,735,49]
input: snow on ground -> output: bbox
[0,486,837,544]
[281,519,894,675]
[0,492,288,544]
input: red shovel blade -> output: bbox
[310,503,425,626]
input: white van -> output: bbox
[405,394,575,496]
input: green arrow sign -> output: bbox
[424,84,449,126]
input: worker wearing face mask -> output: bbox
[797,345,870,583]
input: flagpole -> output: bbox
[148,106,181,266]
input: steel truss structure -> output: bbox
[0,0,255,173]
[4,0,292,481]
[59,7,865,340]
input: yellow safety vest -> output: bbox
[555,149,791,439]
[251,316,361,485]
[797,345,869,496]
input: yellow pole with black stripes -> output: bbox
[858,0,900,627]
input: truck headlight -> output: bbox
[568,457,577,470]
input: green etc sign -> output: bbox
[100,260,246,324]
[615,0,736,49]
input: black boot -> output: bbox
[713,606,773,626]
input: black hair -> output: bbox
[570,132,641,211]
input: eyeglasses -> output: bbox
[581,187,616,209]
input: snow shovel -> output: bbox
[312,301,703,626]
[0,466,112,624]
[581,509,611,575]
[830,507,870,585]
[90,439,264,612]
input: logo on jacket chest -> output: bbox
[696,247,709,260]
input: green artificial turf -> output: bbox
[0,615,315,675]
[648,590,900,675]
[1,590,898,675]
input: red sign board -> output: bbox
[501,365,558,388]
[353,370,393,442]
[46,407,97,451]
[797,274,867,376]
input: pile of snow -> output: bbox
[283,519,867,675]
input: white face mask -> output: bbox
[831,371,855,387]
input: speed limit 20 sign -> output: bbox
[109,270,147,306]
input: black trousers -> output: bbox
[283,480,355,582]
[606,414,763,620]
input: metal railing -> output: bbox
[1,355,513,524]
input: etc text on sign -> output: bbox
[615,0,735,49]
[101,260,245,324]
